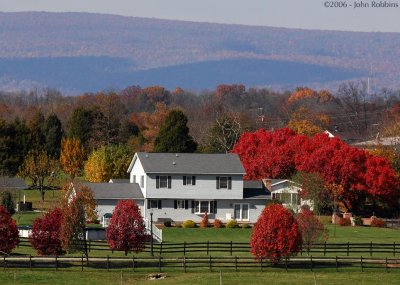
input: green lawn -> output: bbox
[12,211,42,226]
[162,225,399,244]
[1,269,399,285]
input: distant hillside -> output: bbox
[0,12,399,93]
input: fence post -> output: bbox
[324,241,326,256]
[207,241,209,255]
[3,255,6,270]
[335,256,338,272]
[284,256,288,272]
[132,257,135,272]
[209,256,212,272]
[107,255,110,271]
[55,255,58,271]
[159,256,162,273]
[370,241,372,256]
[394,242,396,257]
[183,256,186,273]
[81,255,84,271]
[347,242,350,256]
[235,256,238,272]
[183,242,186,256]
[310,255,313,271]
[230,241,233,256]
[360,256,363,272]
[260,257,263,272]
[29,255,32,271]
[385,257,388,272]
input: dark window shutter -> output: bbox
[147,200,151,209]
[156,176,160,189]
[191,200,195,213]
[214,201,218,213]
[210,201,214,213]
[168,176,172,188]
[185,200,189,209]
[192,176,196,185]
[216,176,220,189]
[228,177,232,189]
[183,176,186,185]
[158,200,162,209]
[174,200,177,209]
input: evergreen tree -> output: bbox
[1,191,15,215]
[44,113,63,158]
[153,110,197,153]
[67,107,95,151]
[28,112,46,152]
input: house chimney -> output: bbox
[262,179,272,192]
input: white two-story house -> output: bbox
[115,152,268,224]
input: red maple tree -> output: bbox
[296,207,327,253]
[29,208,64,255]
[0,205,19,254]
[250,204,302,263]
[106,200,148,255]
[232,129,400,212]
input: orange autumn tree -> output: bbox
[60,138,85,180]
[130,102,170,151]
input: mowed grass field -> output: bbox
[1,269,400,285]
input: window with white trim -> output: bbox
[148,199,162,209]
[216,176,232,189]
[156,175,172,189]
[194,200,216,214]
[183,175,196,185]
[174,200,188,209]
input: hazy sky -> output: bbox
[1,0,400,32]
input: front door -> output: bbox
[233,203,249,221]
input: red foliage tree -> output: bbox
[296,208,327,253]
[0,205,19,254]
[232,129,400,212]
[250,204,302,263]
[29,208,64,255]
[106,200,148,255]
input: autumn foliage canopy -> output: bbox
[0,205,19,254]
[106,200,148,255]
[232,128,400,212]
[30,208,64,255]
[250,204,302,263]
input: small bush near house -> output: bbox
[226,219,239,228]
[338,217,351,226]
[353,216,363,226]
[200,212,209,228]
[317,215,332,225]
[182,220,196,228]
[1,191,15,215]
[164,221,172,227]
[371,218,386,228]
[213,219,223,228]
[241,223,251,229]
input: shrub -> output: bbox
[182,220,196,228]
[30,208,64,255]
[296,208,328,253]
[200,212,209,228]
[317,215,332,225]
[241,223,251,229]
[164,220,172,227]
[1,191,15,215]
[213,219,223,228]
[353,216,363,226]
[370,218,385,228]
[226,219,238,228]
[338,217,351,226]
[251,204,302,263]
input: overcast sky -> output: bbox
[1,0,400,32]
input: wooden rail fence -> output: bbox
[16,239,400,257]
[1,255,399,272]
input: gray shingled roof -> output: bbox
[0,177,28,189]
[133,152,246,174]
[109,179,130,183]
[83,182,144,199]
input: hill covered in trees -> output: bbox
[1,12,399,93]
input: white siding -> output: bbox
[96,199,145,220]
[130,156,147,197]
[146,174,244,199]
